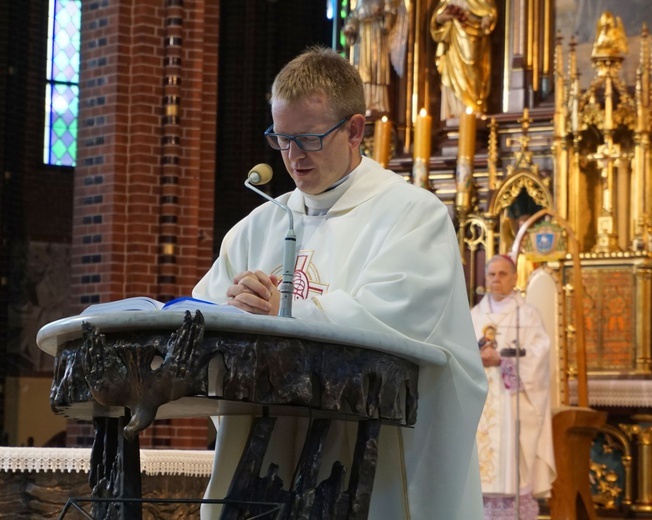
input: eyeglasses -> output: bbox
[264,117,349,152]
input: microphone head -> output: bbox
[248,163,273,185]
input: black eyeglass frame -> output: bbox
[264,116,350,151]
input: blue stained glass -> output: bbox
[44,82,79,166]
[44,0,81,166]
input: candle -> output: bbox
[413,108,432,161]
[456,107,477,212]
[373,116,392,167]
[458,107,477,159]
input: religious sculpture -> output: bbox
[430,0,497,119]
[592,10,628,59]
[343,0,408,116]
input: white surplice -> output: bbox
[471,293,556,499]
[194,156,487,520]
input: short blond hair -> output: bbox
[271,46,366,120]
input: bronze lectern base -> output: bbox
[45,311,421,520]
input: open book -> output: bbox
[80,296,246,315]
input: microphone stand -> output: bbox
[514,299,521,520]
[499,296,524,519]
[244,179,296,318]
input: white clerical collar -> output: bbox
[303,169,357,216]
[488,293,513,313]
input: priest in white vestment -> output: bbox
[194,46,487,520]
[471,255,556,519]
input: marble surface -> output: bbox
[37,310,447,367]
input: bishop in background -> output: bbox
[471,255,556,520]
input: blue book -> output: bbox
[161,296,245,314]
[81,296,246,315]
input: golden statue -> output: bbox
[430,0,497,119]
[592,10,628,59]
[343,0,408,116]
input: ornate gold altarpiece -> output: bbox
[352,3,652,516]
[464,18,652,517]
[551,22,652,515]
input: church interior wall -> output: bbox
[1,0,335,451]
[1,0,652,516]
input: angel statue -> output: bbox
[430,0,497,120]
[592,10,628,59]
[343,0,408,117]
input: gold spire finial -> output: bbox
[592,11,628,60]
[518,108,532,133]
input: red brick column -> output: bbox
[70,0,220,449]
[72,0,218,310]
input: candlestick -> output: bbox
[373,116,392,167]
[412,158,429,189]
[413,108,432,161]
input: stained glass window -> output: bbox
[326,0,350,51]
[44,0,81,167]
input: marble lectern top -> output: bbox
[37,310,447,367]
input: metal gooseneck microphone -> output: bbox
[498,295,524,519]
[512,297,522,519]
[244,163,296,318]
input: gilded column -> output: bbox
[642,25,652,251]
[567,37,583,244]
[487,117,498,191]
[484,214,497,260]
[540,0,553,96]
[633,68,649,249]
[403,0,415,154]
[621,422,652,512]
[553,32,568,219]
[503,0,529,112]
[635,262,652,373]
[599,424,634,509]
[528,0,537,90]
[410,0,423,133]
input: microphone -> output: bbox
[244,164,296,318]
[247,163,273,185]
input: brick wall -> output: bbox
[2,0,332,451]
[68,0,221,448]
[65,0,332,450]
[71,0,218,312]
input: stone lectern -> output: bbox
[37,310,445,520]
